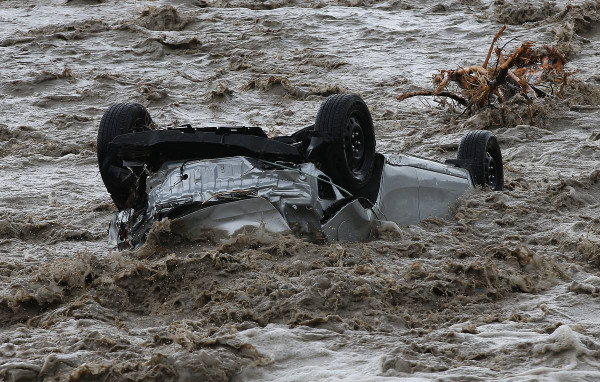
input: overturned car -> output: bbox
[97,94,503,249]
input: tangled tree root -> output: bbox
[397,26,570,125]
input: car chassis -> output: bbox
[98,95,503,250]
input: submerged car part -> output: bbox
[170,198,291,240]
[109,156,353,249]
[108,153,473,250]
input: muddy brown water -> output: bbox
[1,0,599,380]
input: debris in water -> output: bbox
[396,26,568,125]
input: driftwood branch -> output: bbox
[396,90,469,106]
[395,26,567,125]
[483,25,506,69]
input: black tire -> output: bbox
[314,94,376,193]
[97,103,152,209]
[457,130,504,191]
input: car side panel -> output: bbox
[377,164,420,225]
[415,168,471,220]
[322,199,373,241]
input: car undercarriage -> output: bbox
[97,94,504,249]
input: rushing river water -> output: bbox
[1,0,600,380]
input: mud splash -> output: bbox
[138,6,194,31]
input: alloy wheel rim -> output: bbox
[484,151,497,189]
[344,115,365,173]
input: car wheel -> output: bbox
[97,103,152,209]
[314,94,376,193]
[457,130,504,191]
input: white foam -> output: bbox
[234,325,400,382]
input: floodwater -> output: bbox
[1,0,599,380]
